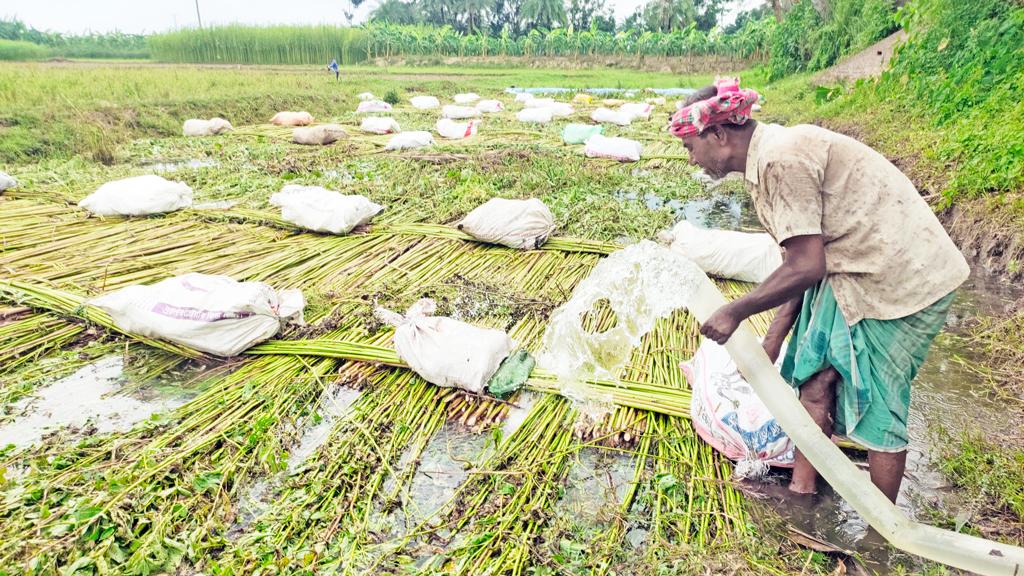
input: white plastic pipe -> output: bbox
[688,274,1024,576]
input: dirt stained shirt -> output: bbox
[743,122,970,324]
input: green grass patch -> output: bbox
[0,39,48,61]
[935,430,1024,523]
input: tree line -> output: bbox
[0,19,149,59]
[367,0,730,36]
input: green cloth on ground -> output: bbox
[780,281,955,452]
[561,123,603,145]
[487,349,535,398]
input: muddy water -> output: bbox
[145,159,219,173]
[669,192,1024,570]
[0,356,192,450]
[374,422,491,542]
[227,384,363,537]
[556,448,636,526]
[615,185,762,233]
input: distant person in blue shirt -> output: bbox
[328,59,339,81]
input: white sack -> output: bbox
[90,273,304,357]
[523,98,555,108]
[516,108,553,124]
[436,118,479,139]
[590,107,632,126]
[442,105,481,120]
[360,117,401,134]
[657,221,782,283]
[475,99,504,113]
[514,92,535,103]
[208,117,233,133]
[385,131,435,150]
[292,124,348,145]
[269,184,383,235]
[0,171,16,192]
[457,198,556,250]
[619,102,653,121]
[544,102,575,117]
[183,117,233,137]
[453,92,481,104]
[270,111,314,126]
[584,134,643,162]
[376,299,514,394]
[683,338,795,477]
[358,92,375,101]
[357,100,393,113]
[410,95,440,109]
[79,175,193,217]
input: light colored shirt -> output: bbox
[744,122,969,324]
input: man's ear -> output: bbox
[709,125,729,146]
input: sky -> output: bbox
[3,0,764,35]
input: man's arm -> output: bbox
[699,234,826,345]
[763,295,801,363]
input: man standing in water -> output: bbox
[674,78,969,502]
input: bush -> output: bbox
[879,0,1024,200]
[383,89,400,106]
[767,0,897,81]
[0,39,49,61]
[1,20,148,60]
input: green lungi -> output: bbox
[780,281,955,452]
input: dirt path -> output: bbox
[814,30,908,84]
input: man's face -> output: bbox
[681,130,730,179]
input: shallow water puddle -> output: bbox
[146,159,218,172]
[503,86,694,97]
[286,384,362,472]
[0,356,185,450]
[556,448,636,526]
[383,423,491,535]
[226,384,362,537]
[613,189,761,232]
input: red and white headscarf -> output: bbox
[669,77,760,139]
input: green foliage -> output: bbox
[372,0,422,25]
[363,22,766,59]
[767,0,897,81]
[880,0,1024,200]
[383,88,401,105]
[885,0,1023,121]
[766,0,820,80]
[936,430,1024,521]
[148,25,370,65]
[368,0,718,36]
[642,0,697,33]
[0,19,148,59]
[522,0,569,30]
[0,39,48,61]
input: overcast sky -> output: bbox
[3,0,763,35]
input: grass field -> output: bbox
[0,62,710,165]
